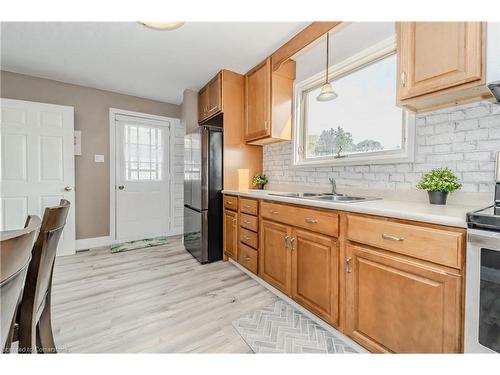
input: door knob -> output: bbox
[118,185,125,190]
[64,186,73,191]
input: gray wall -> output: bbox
[264,100,500,193]
[1,71,182,240]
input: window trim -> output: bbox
[292,35,415,168]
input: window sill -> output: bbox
[292,151,414,168]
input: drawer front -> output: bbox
[240,198,259,216]
[240,227,258,249]
[261,201,339,237]
[240,213,258,232]
[224,195,238,211]
[346,215,464,269]
[238,243,258,274]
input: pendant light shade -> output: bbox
[316,32,338,102]
[140,22,185,30]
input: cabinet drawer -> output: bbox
[240,227,258,249]
[238,243,258,274]
[224,195,238,211]
[261,201,339,237]
[240,213,258,232]
[346,215,464,269]
[240,198,259,216]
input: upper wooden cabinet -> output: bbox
[198,72,222,123]
[245,58,296,145]
[397,22,488,111]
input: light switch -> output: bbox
[94,154,105,163]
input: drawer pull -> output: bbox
[270,210,279,215]
[245,255,251,261]
[226,201,233,205]
[345,257,352,273]
[382,234,405,242]
[242,235,251,241]
[243,220,251,225]
[305,217,318,224]
[244,205,251,209]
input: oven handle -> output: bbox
[468,229,500,250]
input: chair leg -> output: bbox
[2,316,16,353]
[18,318,36,354]
[36,297,57,353]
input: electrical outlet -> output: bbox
[94,154,104,163]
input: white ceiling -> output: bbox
[0,22,308,105]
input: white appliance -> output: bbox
[465,151,500,353]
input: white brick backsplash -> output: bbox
[263,101,500,193]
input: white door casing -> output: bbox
[112,111,174,243]
[0,98,76,256]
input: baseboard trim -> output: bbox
[228,258,368,353]
[75,236,112,251]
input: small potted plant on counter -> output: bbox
[252,173,268,190]
[417,167,462,205]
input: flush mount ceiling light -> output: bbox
[140,22,185,30]
[316,32,338,102]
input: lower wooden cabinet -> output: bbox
[223,209,237,259]
[259,219,292,295]
[292,229,338,325]
[344,243,462,353]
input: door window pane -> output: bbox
[124,124,164,181]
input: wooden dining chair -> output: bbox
[17,199,70,354]
[1,216,41,353]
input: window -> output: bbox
[294,37,415,167]
[123,124,164,181]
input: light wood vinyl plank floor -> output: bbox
[49,240,277,353]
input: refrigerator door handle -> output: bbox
[201,126,209,211]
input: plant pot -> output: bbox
[427,191,449,205]
[256,185,264,190]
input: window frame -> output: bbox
[292,35,415,168]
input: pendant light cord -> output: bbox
[325,32,329,84]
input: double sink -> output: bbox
[268,192,379,203]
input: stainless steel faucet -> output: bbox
[329,178,337,195]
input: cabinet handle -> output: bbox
[245,255,251,261]
[243,220,251,225]
[382,234,405,242]
[345,257,352,273]
[284,235,289,248]
[244,205,251,209]
[232,219,236,227]
[400,71,406,87]
[264,121,268,129]
[226,201,233,205]
[290,237,296,252]
[270,210,279,215]
[305,217,318,224]
[242,235,251,241]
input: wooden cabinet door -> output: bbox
[198,86,209,122]
[245,59,271,141]
[223,209,237,259]
[397,22,483,100]
[291,229,338,325]
[345,243,462,353]
[207,73,222,117]
[259,219,291,295]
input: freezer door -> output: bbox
[183,206,208,263]
[191,129,203,211]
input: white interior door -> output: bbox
[0,98,76,256]
[115,114,171,243]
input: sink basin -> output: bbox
[268,192,326,198]
[313,195,369,202]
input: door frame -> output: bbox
[109,108,178,244]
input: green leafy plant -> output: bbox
[252,173,268,188]
[417,167,462,193]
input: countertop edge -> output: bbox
[222,190,471,229]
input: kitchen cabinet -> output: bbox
[223,209,237,260]
[245,58,296,145]
[259,219,292,294]
[198,72,222,123]
[292,228,338,325]
[397,22,486,111]
[344,243,462,353]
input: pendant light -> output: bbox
[140,22,185,31]
[316,32,338,102]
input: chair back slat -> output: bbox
[1,215,41,350]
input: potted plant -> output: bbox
[417,167,462,205]
[252,173,268,190]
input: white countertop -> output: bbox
[222,189,483,228]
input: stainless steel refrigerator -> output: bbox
[183,125,223,263]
